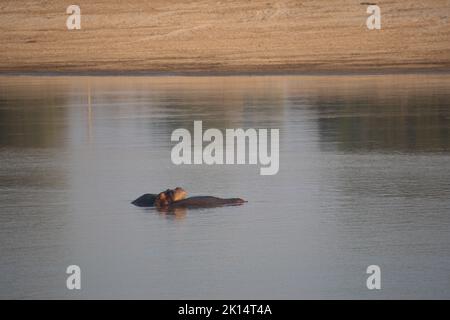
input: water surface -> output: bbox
[0,74,449,299]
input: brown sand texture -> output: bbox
[0,0,449,74]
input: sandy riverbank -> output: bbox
[0,0,449,74]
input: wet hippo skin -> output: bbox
[132,188,246,209]
[132,187,188,207]
[167,196,246,208]
[131,194,158,207]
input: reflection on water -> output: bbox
[0,74,449,299]
[313,81,450,153]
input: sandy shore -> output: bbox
[0,0,449,74]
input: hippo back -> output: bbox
[169,196,246,208]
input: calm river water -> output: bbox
[0,74,449,299]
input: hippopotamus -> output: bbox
[154,188,246,209]
[131,187,187,207]
[132,187,246,209]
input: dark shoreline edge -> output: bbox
[1,68,450,77]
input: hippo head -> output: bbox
[155,187,187,207]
